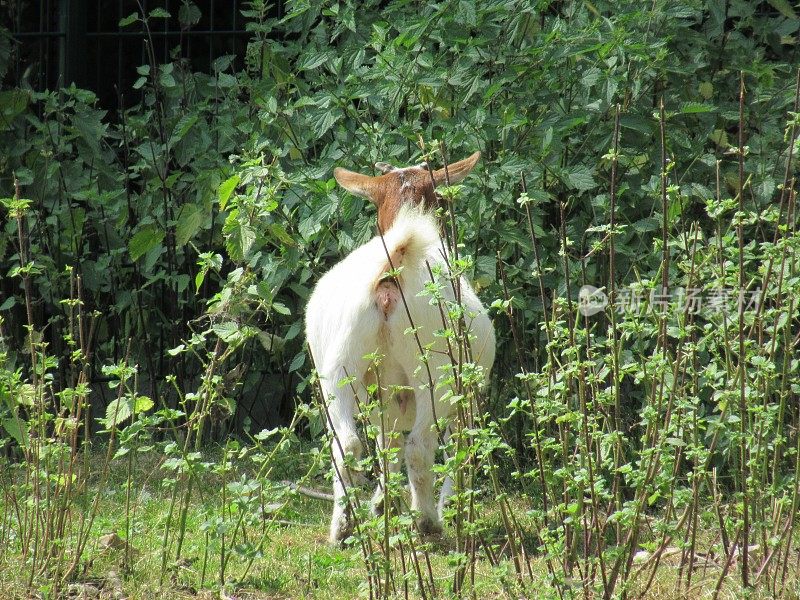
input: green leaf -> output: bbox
[218,175,240,210]
[103,395,151,429]
[768,0,798,19]
[118,12,139,27]
[680,102,715,114]
[284,320,302,342]
[171,114,198,143]
[709,129,729,148]
[168,344,186,356]
[178,2,202,26]
[216,73,237,88]
[159,71,176,88]
[135,395,154,413]
[213,55,235,72]
[0,90,30,129]
[149,8,170,18]
[213,321,241,343]
[223,213,256,261]
[104,398,132,428]
[128,225,165,262]
[239,224,256,258]
[632,216,661,233]
[269,223,295,247]
[73,109,105,156]
[289,351,305,372]
[175,203,204,246]
[2,414,28,447]
[272,302,291,316]
[298,51,334,71]
[566,165,596,192]
[310,109,339,138]
[474,255,496,287]
[17,384,35,407]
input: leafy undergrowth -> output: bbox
[0,449,503,599]
[1,450,797,600]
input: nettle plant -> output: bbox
[504,102,800,598]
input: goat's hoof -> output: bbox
[329,513,354,546]
[417,516,443,536]
[330,523,353,546]
[348,471,368,486]
[372,497,396,518]
[372,488,396,517]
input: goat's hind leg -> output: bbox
[405,410,442,535]
[396,337,449,535]
[371,429,405,517]
[318,367,368,545]
[437,424,455,521]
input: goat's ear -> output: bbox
[432,151,481,187]
[334,167,382,205]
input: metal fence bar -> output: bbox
[209,0,214,67]
[62,0,87,87]
[43,0,50,89]
[84,30,251,37]
[5,1,277,109]
[231,0,236,59]
[11,32,66,38]
[117,0,124,101]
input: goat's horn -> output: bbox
[333,167,383,205]
[432,151,481,187]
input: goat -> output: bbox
[305,152,496,544]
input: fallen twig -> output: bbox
[281,481,334,502]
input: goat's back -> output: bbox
[306,207,494,393]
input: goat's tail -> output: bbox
[371,205,440,317]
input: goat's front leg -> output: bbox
[405,423,441,535]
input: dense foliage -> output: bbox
[2,0,800,598]
[0,0,795,427]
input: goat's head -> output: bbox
[333,151,481,232]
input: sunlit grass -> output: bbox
[4,450,800,599]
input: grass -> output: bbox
[2,447,800,599]
[0,447,510,599]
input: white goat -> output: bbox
[305,152,496,544]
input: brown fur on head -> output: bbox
[333,151,481,232]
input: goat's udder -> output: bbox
[375,279,400,320]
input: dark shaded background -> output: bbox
[3,0,270,109]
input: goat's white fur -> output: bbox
[306,205,495,543]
